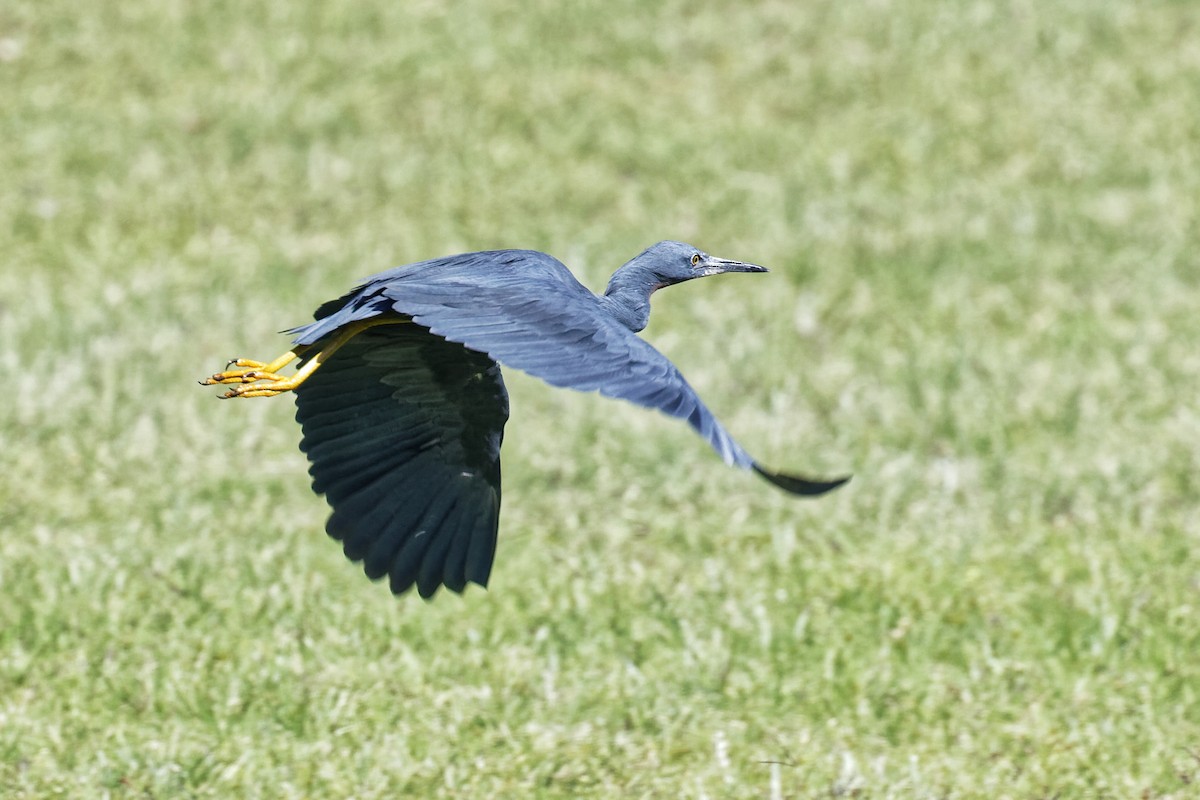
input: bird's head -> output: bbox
[603,241,769,332]
[633,240,768,289]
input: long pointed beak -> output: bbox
[700,256,769,276]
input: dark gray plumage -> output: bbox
[232,241,847,598]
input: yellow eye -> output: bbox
[690,253,701,266]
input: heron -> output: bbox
[201,241,848,598]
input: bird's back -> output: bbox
[297,250,595,345]
[362,249,591,295]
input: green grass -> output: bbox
[3,0,1200,796]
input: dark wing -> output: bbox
[293,250,846,495]
[293,326,508,598]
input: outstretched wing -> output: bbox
[294,250,846,495]
[293,326,508,598]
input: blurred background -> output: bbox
[2,1,1198,797]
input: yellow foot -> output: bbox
[200,317,412,399]
[199,347,310,398]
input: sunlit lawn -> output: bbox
[2,1,1199,797]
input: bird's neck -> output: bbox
[601,267,659,332]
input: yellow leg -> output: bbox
[200,317,408,399]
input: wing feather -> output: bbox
[440,487,487,593]
[293,327,507,597]
[388,480,460,597]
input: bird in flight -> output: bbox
[201,241,848,598]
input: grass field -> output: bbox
[3,0,1200,797]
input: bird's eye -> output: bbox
[690,253,701,266]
